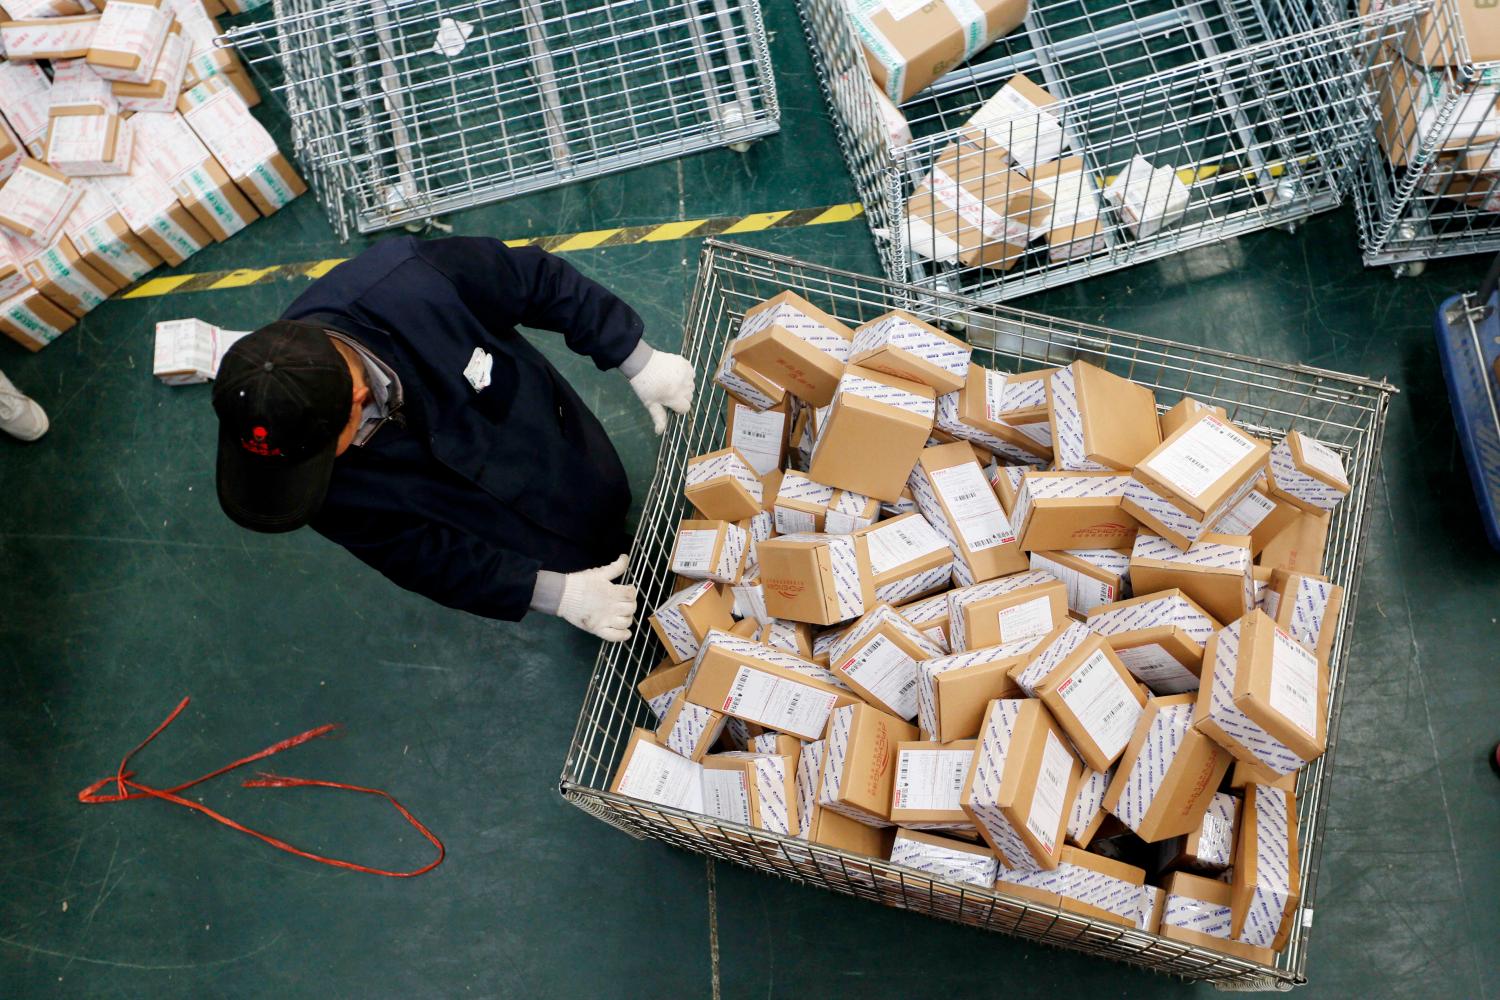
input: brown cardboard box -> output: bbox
[964,73,1067,172]
[1027,548,1130,616]
[1048,361,1161,472]
[915,635,1041,741]
[648,580,735,662]
[1104,693,1232,842]
[727,618,760,640]
[895,589,954,652]
[1228,758,1297,793]
[609,728,703,812]
[808,365,936,502]
[684,447,764,521]
[1158,790,1238,874]
[824,603,943,720]
[1194,610,1328,776]
[0,159,84,243]
[905,130,1049,271]
[722,747,802,835]
[1266,430,1351,513]
[994,846,1147,928]
[1007,620,1095,697]
[889,739,978,829]
[0,284,78,351]
[1126,412,1270,549]
[1372,0,1500,66]
[817,702,918,826]
[92,135,211,266]
[111,20,189,113]
[1085,589,1219,696]
[1213,476,1300,556]
[989,461,1027,515]
[1230,783,1300,952]
[953,365,1052,461]
[948,572,1069,652]
[177,77,305,216]
[686,634,860,741]
[730,290,852,406]
[757,532,874,626]
[1373,46,1500,166]
[0,240,28,301]
[805,802,895,857]
[0,15,100,60]
[669,519,748,585]
[1257,507,1329,574]
[1012,470,1139,551]
[960,698,1081,869]
[1264,570,1343,663]
[62,181,162,286]
[1133,884,1166,933]
[848,0,1027,103]
[86,0,171,83]
[0,116,23,186]
[1029,638,1148,772]
[772,471,837,534]
[715,342,785,411]
[888,828,998,887]
[909,442,1027,585]
[857,513,956,608]
[656,689,729,761]
[757,618,816,660]
[1029,156,1109,263]
[724,396,789,476]
[1158,397,1227,439]
[130,110,257,242]
[637,659,692,722]
[1159,872,1277,966]
[1130,532,1253,627]
[45,103,131,177]
[848,310,971,394]
[7,230,115,316]
[0,61,53,160]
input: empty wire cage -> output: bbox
[1351,1,1500,272]
[559,240,1395,989]
[221,0,779,239]
[795,0,1425,302]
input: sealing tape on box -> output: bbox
[1088,593,1217,644]
[875,562,952,607]
[1124,477,1208,543]
[1132,533,1249,570]
[716,350,778,411]
[665,699,724,758]
[1163,893,1233,937]
[1289,576,1333,651]
[1197,791,1237,869]
[852,314,971,377]
[1000,375,1048,413]
[1012,620,1092,696]
[969,700,1031,865]
[890,832,998,887]
[752,756,793,836]
[1238,784,1293,947]
[934,391,1038,462]
[1112,700,1191,833]
[1066,765,1113,842]
[779,472,836,506]
[826,533,866,621]
[1,291,67,346]
[826,489,874,534]
[838,371,935,417]
[929,165,1031,245]
[1206,621,1305,775]
[908,463,974,587]
[846,0,906,102]
[1134,885,1164,931]
[794,740,825,841]
[647,685,683,723]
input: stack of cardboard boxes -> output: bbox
[0,0,303,350]
[617,289,1355,967]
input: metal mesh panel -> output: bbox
[222,0,779,239]
[795,0,1425,302]
[559,241,1395,989]
[1350,0,1500,269]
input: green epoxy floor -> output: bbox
[2,4,1498,998]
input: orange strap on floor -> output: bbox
[78,697,444,878]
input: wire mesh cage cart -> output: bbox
[793,0,1426,303]
[559,240,1396,989]
[1350,1,1500,274]
[220,0,779,240]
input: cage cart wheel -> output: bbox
[1393,260,1427,278]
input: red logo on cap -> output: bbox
[241,425,282,456]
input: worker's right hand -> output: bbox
[556,554,637,642]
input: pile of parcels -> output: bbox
[1368,0,1500,211]
[839,1,1191,267]
[612,291,1353,967]
[0,0,301,351]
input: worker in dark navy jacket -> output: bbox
[210,236,694,642]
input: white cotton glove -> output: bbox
[556,555,637,642]
[628,350,695,435]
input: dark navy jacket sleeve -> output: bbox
[409,237,644,371]
[321,509,543,622]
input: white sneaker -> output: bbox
[0,369,49,441]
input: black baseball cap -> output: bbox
[212,320,353,533]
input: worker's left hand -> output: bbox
[628,349,695,435]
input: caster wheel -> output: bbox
[729,140,756,154]
[1393,260,1426,278]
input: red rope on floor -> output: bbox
[78,697,444,878]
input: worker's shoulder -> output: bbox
[283,236,449,315]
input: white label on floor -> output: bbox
[1270,628,1319,739]
[1056,649,1140,761]
[1144,416,1256,499]
[930,463,1014,552]
[996,594,1055,642]
[893,747,973,812]
[1026,730,1072,856]
[837,633,919,719]
[722,666,838,741]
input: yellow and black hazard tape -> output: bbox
[121,202,865,300]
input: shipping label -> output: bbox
[893,747,972,812]
[723,665,838,741]
[1056,649,1140,762]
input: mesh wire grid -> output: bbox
[1350,0,1500,268]
[794,0,1427,302]
[559,241,1396,989]
[220,0,779,239]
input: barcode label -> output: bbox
[671,529,719,575]
[1215,488,1277,535]
[1025,731,1073,856]
[1269,628,1319,738]
[893,747,973,812]
[1115,643,1199,695]
[837,633,920,720]
[995,594,1055,642]
[730,404,785,476]
[1143,416,1256,499]
[865,515,949,575]
[1055,649,1141,761]
[722,665,838,740]
[930,462,1014,552]
[616,740,703,812]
